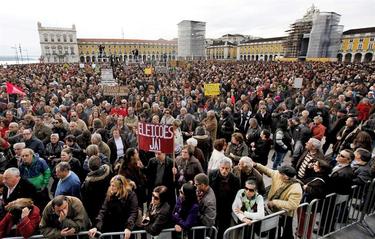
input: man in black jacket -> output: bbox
[146,151,176,208]
[209,157,240,239]
[2,167,37,206]
[319,149,354,235]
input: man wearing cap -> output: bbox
[252,162,302,239]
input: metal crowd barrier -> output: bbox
[298,178,375,239]
[223,210,286,239]
[99,226,217,239]
[222,178,375,239]
[4,226,217,239]
[4,179,375,239]
[4,231,91,239]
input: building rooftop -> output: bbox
[77,38,177,44]
[242,36,287,44]
[343,27,375,35]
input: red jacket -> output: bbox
[356,103,371,121]
[0,205,41,238]
[309,123,326,141]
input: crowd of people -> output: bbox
[0,60,374,239]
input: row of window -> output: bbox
[43,33,74,43]
[349,37,375,43]
[345,42,374,51]
[104,44,176,49]
[45,46,75,55]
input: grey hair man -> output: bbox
[209,157,240,237]
[294,137,326,180]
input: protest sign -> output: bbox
[138,122,174,153]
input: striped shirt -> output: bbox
[298,152,314,179]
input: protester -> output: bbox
[88,175,138,239]
[40,195,91,238]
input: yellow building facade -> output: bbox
[77,38,177,63]
[338,27,375,63]
[237,37,286,61]
[206,42,237,60]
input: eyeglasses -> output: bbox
[152,193,160,200]
[244,187,255,192]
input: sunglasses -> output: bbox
[339,153,348,159]
[244,187,255,192]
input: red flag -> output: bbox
[6,82,26,96]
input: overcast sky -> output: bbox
[1,0,374,57]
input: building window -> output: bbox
[64,47,69,54]
[359,38,364,42]
[369,43,374,50]
[349,39,353,43]
[45,46,50,55]
[69,35,73,42]
[63,35,67,42]
[70,47,75,55]
[44,34,48,42]
[370,37,374,42]
[57,35,61,42]
[51,34,55,42]
[358,43,363,50]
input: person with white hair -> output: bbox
[186,137,206,171]
[232,156,266,195]
[2,167,37,205]
[209,157,240,238]
[294,138,326,180]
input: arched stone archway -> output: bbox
[344,53,352,63]
[256,55,259,61]
[152,55,155,61]
[86,56,91,63]
[143,55,146,62]
[92,56,96,62]
[354,53,362,63]
[80,56,85,63]
[243,55,247,60]
[337,53,343,62]
[251,55,255,61]
[264,55,268,61]
[364,52,373,62]
[269,55,273,61]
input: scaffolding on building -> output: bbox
[306,12,343,58]
[283,5,318,58]
[177,20,206,60]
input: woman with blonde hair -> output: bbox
[88,175,138,239]
[0,198,41,238]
